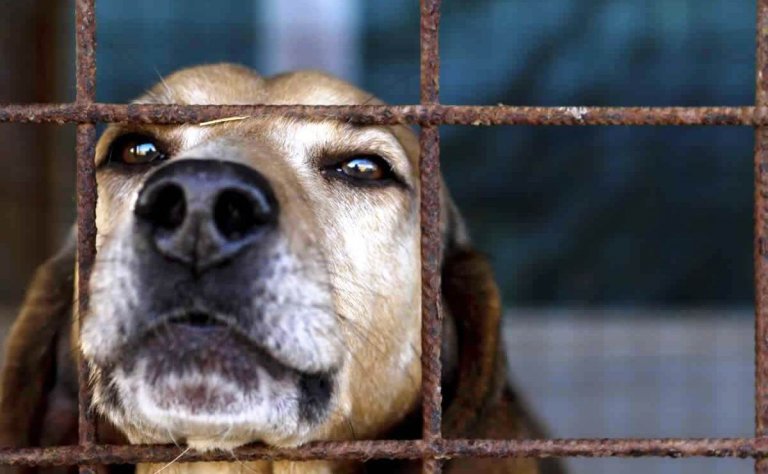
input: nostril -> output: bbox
[139,183,186,230]
[214,189,266,240]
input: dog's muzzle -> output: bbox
[83,158,342,445]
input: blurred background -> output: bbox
[0,1,758,472]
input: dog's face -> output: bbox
[79,64,424,449]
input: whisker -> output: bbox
[152,445,191,474]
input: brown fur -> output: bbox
[0,64,561,474]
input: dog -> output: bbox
[0,64,561,474]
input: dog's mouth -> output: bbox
[143,310,261,352]
[134,309,330,377]
[116,309,335,425]
[166,311,228,331]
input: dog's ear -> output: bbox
[0,233,77,450]
[381,124,513,438]
[439,195,506,436]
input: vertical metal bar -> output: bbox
[420,126,443,474]
[420,0,440,105]
[75,0,96,104]
[757,1,768,473]
[419,0,442,473]
[76,124,97,445]
[75,1,97,473]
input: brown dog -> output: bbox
[0,64,561,474]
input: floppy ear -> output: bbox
[439,199,566,474]
[438,198,506,436]
[0,233,77,450]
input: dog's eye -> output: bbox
[333,156,393,182]
[107,135,168,165]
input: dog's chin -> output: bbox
[105,322,336,449]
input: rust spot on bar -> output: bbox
[0,104,762,126]
[423,458,444,472]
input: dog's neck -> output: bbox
[135,460,355,474]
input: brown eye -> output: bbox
[335,156,392,182]
[107,134,168,165]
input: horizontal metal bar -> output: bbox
[1,438,766,466]
[0,103,761,126]
[0,441,425,466]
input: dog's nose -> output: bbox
[134,159,278,271]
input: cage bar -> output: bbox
[757,1,768,473]
[419,0,443,473]
[75,0,96,103]
[0,0,763,470]
[0,103,761,126]
[1,438,767,467]
[75,0,98,473]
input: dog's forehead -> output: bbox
[139,63,378,107]
[97,63,421,169]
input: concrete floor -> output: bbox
[504,309,754,474]
[0,308,756,473]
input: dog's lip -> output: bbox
[143,308,239,335]
[134,308,335,377]
[166,311,228,330]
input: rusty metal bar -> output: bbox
[420,0,440,105]
[1,438,767,466]
[75,0,96,104]
[420,124,442,465]
[0,103,760,126]
[419,0,442,472]
[75,1,97,474]
[758,0,768,473]
[75,125,97,446]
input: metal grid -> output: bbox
[1,0,768,472]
